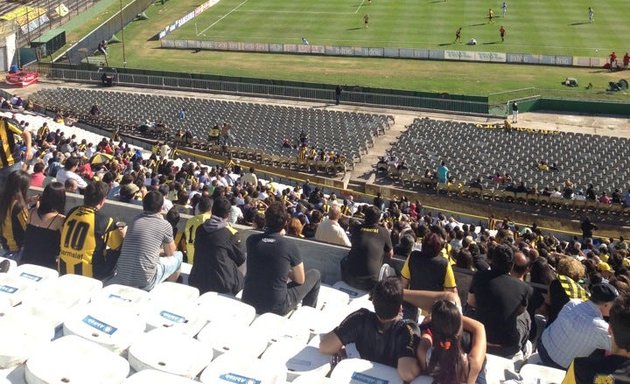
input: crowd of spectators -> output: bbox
[1,105,630,382]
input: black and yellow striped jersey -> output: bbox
[0,200,28,252]
[59,206,123,280]
[0,118,23,168]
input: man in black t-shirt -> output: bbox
[468,244,532,358]
[341,206,393,291]
[319,277,420,383]
[242,202,320,315]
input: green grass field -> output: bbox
[97,0,630,102]
[170,0,630,56]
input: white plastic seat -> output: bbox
[196,321,269,360]
[332,281,368,299]
[197,293,256,327]
[291,373,331,384]
[13,264,58,284]
[141,299,206,336]
[289,306,343,336]
[0,364,26,384]
[0,310,55,368]
[199,353,285,384]
[128,329,212,379]
[519,363,566,384]
[25,335,129,384]
[122,369,200,384]
[0,274,37,306]
[20,274,103,310]
[251,312,310,345]
[91,284,149,314]
[330,358,403,384]
[485,353,516,383]
[62,303,146,354]
[0,257,17,275]
[410,376,433,384]
[148,282,199,303]
[262,336,331,382]
[316,285,350,312]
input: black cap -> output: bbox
[590,283,619,304]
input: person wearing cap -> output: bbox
[539,283,619,369]
[563,294,630,384]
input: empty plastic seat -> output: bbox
[0,364,26,384]
[141,299,206,336]
[519,363,566,384]
[62,303,146,354]
[20,274,103,310]
[332,281,368,299]
[25,335,129,384]
[13,264,58,284]
[197,293,256,327]
[148,282,199,303]
[0,310,55,368]
[289,306,343,336]
[485,353,516,383]
[251,312,310,345]
[262,336,331,382]
[128,329,212,379]
[330,358,403,384]
[122,369,199,384]
[199,353,285,384]
[316,285,350,312]
[291,373,331,384]
[0,257,17,274]
[196,321,269,360]
[90,284,149,314]
[0,274,37,306]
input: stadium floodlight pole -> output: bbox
[119,0,127,67]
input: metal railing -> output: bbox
[39,66,492,115]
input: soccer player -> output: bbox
[488,8,494,23]
[501,1,507,17]
[455,27,462,43]
[588,7,594,23]
[499,25,506,42]
[364,14,369,28]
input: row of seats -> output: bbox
[386,118,630,194]
[30,88,393,165]
[0,259,564,383]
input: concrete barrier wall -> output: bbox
[33,188,347,285]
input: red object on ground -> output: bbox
[5,71,39,87]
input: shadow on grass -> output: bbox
[438,42,452,46]
[483,41,500,45]
[346,27,362,31]
[570,22,588,26]
[467,23,486,27]
[430,0,445,3]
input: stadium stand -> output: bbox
[29,88,393,169]
[381,117,630,209]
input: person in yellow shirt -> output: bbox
[183,196,212,264]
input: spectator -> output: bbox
[467,244,532,358]
[21,182,66,269]
[0,116,32,190]
[319,277,421,382]
[183,196,213,264]
[302,209,321,239]
[563,294,630,383]
[241,167,258,188]
[109,191,182,290]
[227,196,243,224]
[0,170,32,259]
[437,161,449,183]
[55,157,88,190]
[401,232,457,320]
[539,283,619,369]
[286,217,304,238]
[30,162,46,188]
[189,197,244,296]
[547,256,588,325]
[341,205,393,291]
[242,201,320,315]
[65,178,79,194]
[59,181,124,280]
[314,205,351,247]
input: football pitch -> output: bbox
[170,0,630,57]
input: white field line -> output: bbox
[354,0,365,14]
[197,0,250,36]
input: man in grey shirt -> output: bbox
[109,191,182,291]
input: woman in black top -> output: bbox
[21,182,66,269]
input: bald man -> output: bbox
[510,250,530,281]
[315,205,351,247]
